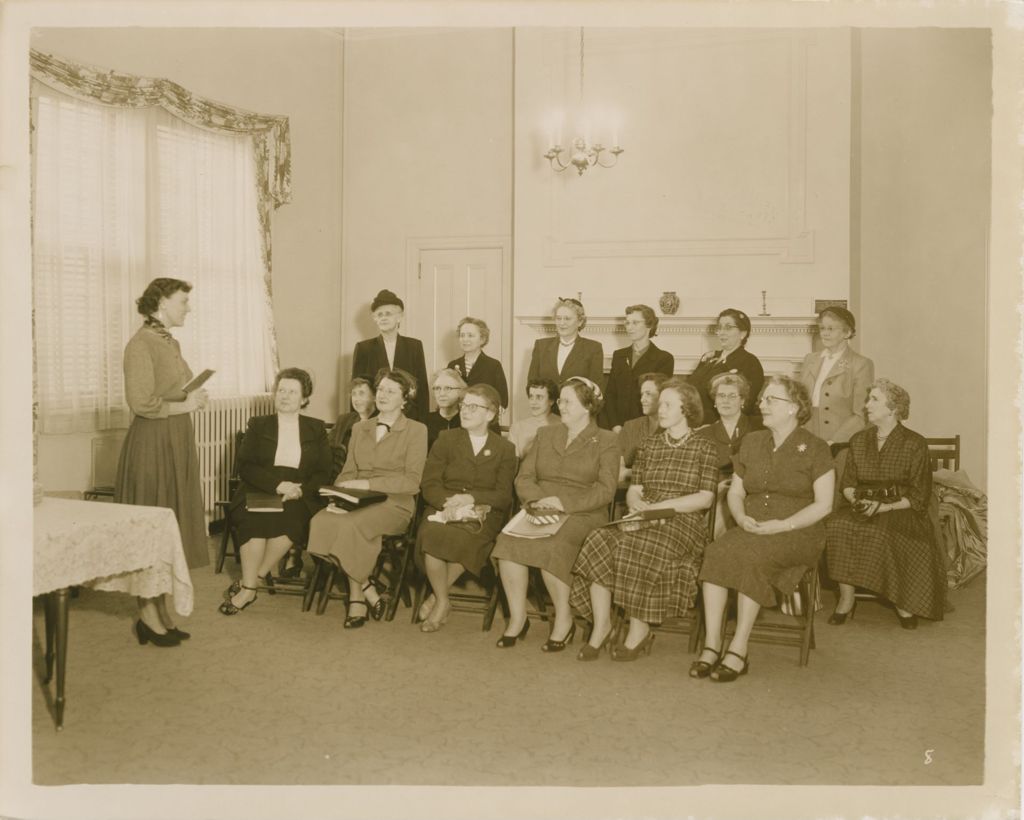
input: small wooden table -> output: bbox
[33,497,194,730]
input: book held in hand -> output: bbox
[246,492,283,512]
[319,485,387,511]
[182,368,215,393]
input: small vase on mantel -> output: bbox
[659,291,680,316]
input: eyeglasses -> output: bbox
[759,395,795,405]
[460,402,490,413]
[715,392,742,401]
[715,323,740,332]
[433,385,460,393]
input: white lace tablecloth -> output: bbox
[33,498,194,616]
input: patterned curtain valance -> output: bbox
[29,49,291,209]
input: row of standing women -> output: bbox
[115,279,945,672]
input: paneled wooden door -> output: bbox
[407,241,511,410]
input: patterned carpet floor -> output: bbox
[31,537,985,788]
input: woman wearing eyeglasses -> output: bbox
[603,304,674,432]
[491,377,620,652]
[351,289,430,421]
[687,308,764,423]
[797,306,874,445]
[306,368,428,629]
[526,297,605,390]
[425,368,466,451]
[414,384,517,632]
[693,376,834,682]
[696,373,760,478]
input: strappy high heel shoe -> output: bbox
[828,600,857,625]
[541,622,576,653]
[218,585,258,615]
[224,575,269,601]
[344,600,370,629]
[710,649,749,683]
[135,619,181,647]
[688,645,722,678]
[496,617,530,648]
[576,626,614,661]
[611,631,655,662]
[362,581,390,621]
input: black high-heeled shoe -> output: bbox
[135,619,181,647]
[218,585,258,615]
[223,575,269,601]
[541,622,576,653]
[362,581,389,621]
[344,600,370,629]
[897,612,918,630]
[689,645,722,678]
[280,553,304,578]
[710,649,749,683]
[495,617,530,648]
[166,627,191,640]
[828,600,858,626]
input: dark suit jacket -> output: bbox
[526,336,605,389]
[231,414,334,515]
[696,414,761,476]
[352,334,430,420]
[448,351,509,408]
[420,428,517,514]
[687,346,765,422]
[602,342,675,429]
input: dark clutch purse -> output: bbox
[852,483,901,518]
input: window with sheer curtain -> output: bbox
[32,83,278,434]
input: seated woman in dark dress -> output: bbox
[306,368,428,628]
[693,376,834,681]
[415,384,517,632]
[825,379,944,629]
[448,316,509,412]
[425,368,465,451]
[328,376,376,469]
[687,308,764,423]
[571,379,718,661]
[491,377,620,651]
[219,368,334,615]
[617,371,669,481]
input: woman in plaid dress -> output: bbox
[825,379,944,627]
[571,379,718,661]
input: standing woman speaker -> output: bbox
[114,277,209,647]
[351,289,430,422]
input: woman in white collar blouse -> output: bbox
[797,306,874,446]
[526,297,605,390]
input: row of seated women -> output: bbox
[220,361,944,685]
[350,289,874,449]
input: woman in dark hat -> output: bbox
[687,308,764,423]
[351,289,430,421]
[797,306,874,445]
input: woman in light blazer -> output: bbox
[798,307,874,445]
[527,297,605,389]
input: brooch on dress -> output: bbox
[483,449,491,457]
[797,443,807,453]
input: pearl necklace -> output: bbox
[664,429,693,448]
